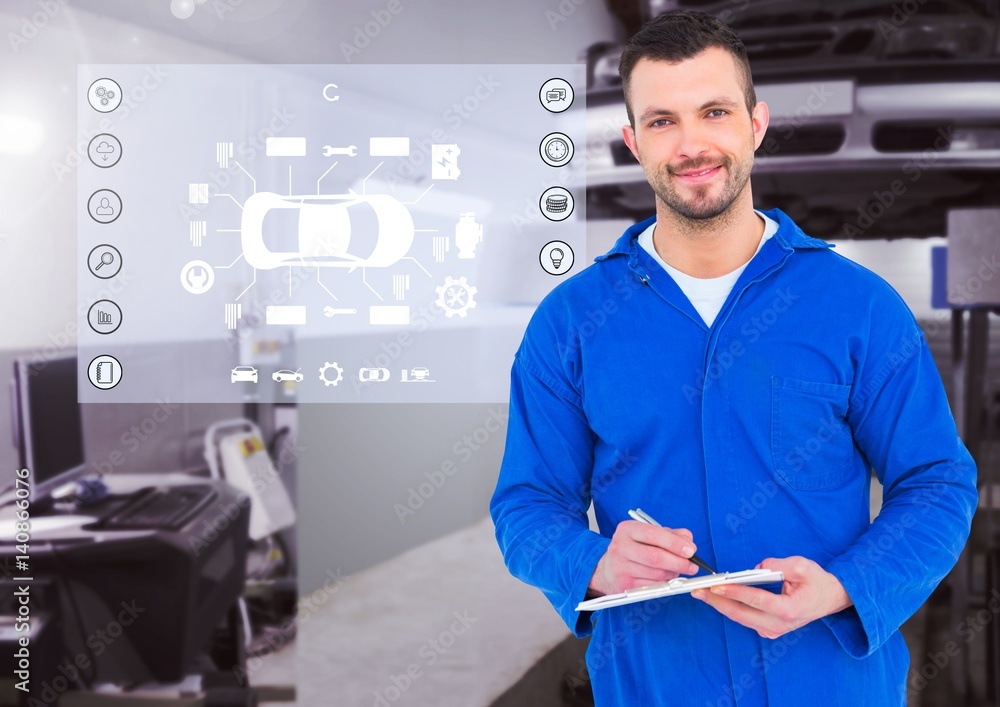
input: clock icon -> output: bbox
[540,132,574,167]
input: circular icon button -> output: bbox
[539,78,574,113]
[88,244,122,279]
[88,355,123,390]
[540,240,575,276]
[88,134,122,168]
[87,300,122,335]
[540,132,574,167]
[88,78,122,113]
[539,187,575,222]
[180,260,215,294]
[88,189,122,224]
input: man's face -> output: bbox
[622,48,768,221]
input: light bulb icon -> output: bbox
[550,248,564,270]
[540,241,574,276]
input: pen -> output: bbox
[628,508,717,575]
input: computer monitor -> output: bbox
[11,356,87,497]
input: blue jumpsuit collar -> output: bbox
[594,207,833,265]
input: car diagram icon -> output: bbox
[240,192,415,271]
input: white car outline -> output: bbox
[240,192,414,272]
[272,369,304,382]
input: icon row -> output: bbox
[84,357,439,391]
[233,364,437,386]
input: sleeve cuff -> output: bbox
[821,560,880,658]
[567,535,612,638]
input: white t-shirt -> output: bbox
[637,210,778,327]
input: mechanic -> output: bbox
[490,10,976,706]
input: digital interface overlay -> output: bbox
[78,64,586,403]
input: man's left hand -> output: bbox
[692,556,852,639]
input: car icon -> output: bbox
[359,367,390,383]
[410,367,431,380]
[272,369,304,383]
[231,365,258,383]
[241,192,415,271]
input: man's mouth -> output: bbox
[676,165,722,183]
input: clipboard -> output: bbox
[576,569,784,612]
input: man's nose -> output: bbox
[674,121,712,163]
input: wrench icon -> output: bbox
[322,145,358,157]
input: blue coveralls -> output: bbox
[490,208,977,706]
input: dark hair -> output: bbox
[618,10,756,127]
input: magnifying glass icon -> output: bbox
[94,252,114,271]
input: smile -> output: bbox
[677,165,722,183]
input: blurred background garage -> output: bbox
[0,0,999,705]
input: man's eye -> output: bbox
[708,109,728,117]
[650,118,671,128]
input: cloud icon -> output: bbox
[96,141,115,153]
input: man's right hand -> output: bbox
[587,521,699,597]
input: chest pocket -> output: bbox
[771,376,855,490]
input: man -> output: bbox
[490,10,977,706]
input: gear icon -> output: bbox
[435,276,478,318]
[319,361,344,386]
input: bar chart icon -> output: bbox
[87,299,122,334]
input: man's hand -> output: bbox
[587,521,700,597]
[692,556,853,639]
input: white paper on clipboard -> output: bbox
[576,569,784,612]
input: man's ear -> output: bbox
[622,123,640,162]
[751,101,770,151]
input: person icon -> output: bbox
[96,197,114,216]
